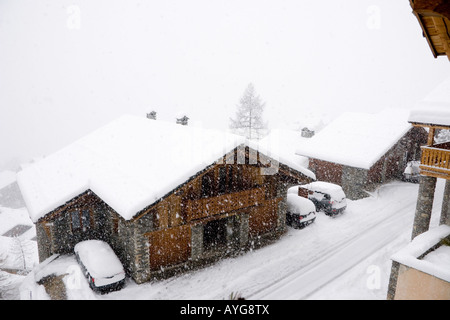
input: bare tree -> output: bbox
[229,83,268,140]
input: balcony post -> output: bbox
[411,175,437,240]
[440,179,450,227]
[427,127,435,146]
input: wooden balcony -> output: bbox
[420,142,450,179]
[185,187,265,222]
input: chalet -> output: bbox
[17,115,315,284]
[387,78,450,300]
[296,109,428,200]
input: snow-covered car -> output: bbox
[297,181,347,216]
[74,240,126,293]
[286,193,316,229]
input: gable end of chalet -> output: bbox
[32,142,314,283]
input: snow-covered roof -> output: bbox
[18,115,314,223]
[408,77,450,127]
[409,108,450,128]
[260,129,310,170]
[296,109,412,170]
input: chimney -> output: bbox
[176,115,189,126]
[301,127,315,138]
[146,111,157,120]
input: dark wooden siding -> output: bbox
[148,225,191,270]
[248,199,281,237]
[309,158,343,185]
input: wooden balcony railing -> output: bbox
[185,187,265,222]
[420,144,450,179]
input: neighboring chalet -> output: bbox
[387,78,450,300]
[260,129,310,170]
[296,109,428,200]
[410,0,450,60]
[17,115,315,284]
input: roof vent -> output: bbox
[176,115,189,126]
[146,111,157,120]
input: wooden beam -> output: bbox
[410,123,450,131]
[414,12,439,58]
[428,127,436,146]
[411,0,450,58]
[432,16,450,60]
[419,167,450,180]
[411,0,450,20]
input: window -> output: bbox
[203,219,227,251]
[235,165,243,191]
[70,209,92,232]
[218,165,244,194]
[218,166,227,195]
[201,173,214,198]
[70,210,81,231]
[81,209,91,231]
[227,166,234,192]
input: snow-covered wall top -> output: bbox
[391,225,450,283]
[409,108,450,127]
[295,109,412,170]
[408,77,450,127]
[17,115,314,223]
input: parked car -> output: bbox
[297,181,347,216]
[74,240,126,293]
[286,193,316,229]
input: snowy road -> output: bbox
[249,186,416,299]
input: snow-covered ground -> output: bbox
[1,179,446,300]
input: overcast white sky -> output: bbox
[0,0,449,170]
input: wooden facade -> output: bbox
[410,0,450,59]
[411,122,450,179]
[34,145,313,283]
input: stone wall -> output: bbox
[341,166,368,200]
[36,222,52,262]
[114,214,153,284]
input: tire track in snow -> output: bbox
[247,196,416,300]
